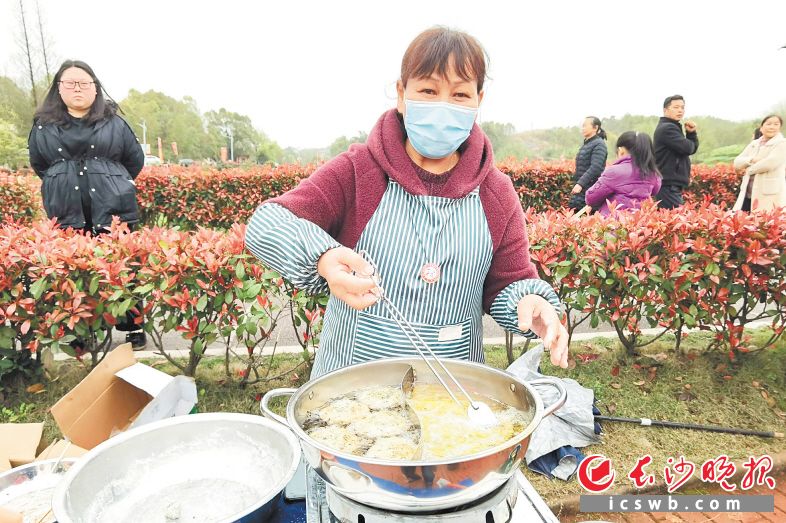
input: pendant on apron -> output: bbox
[420,262,441,284]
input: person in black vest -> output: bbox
[569,116,608,211]
[653,95,699,209]
[28,60,147,349]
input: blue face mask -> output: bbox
[403,99,478,159]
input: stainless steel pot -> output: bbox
[51,413,301,523]
[0,458,77,522]
[261,357,566,512]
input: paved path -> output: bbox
[51,313,772,362]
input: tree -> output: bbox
[16,0,38,107]
[481,121,516,146]
[328,132,367,158]
[204,108,259,161]
[280,146,326,164]
[481,121,528,160]
[120,90,216,161]
[256,131,283,164]
[481,114,762,164]
[204,108,282,163]
[118,92,282,163]
[0,77,35,136]
[0,106,28,169]
[34,0,56,84]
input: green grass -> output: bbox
[501,329,786,517]
[1,353,308,446]
[2,328,784,514]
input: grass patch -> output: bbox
[2,328,784,514]
[1,353,308,446]
[496,328,786,516]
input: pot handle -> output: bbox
[529,377,567,417]
[260,388,297,427]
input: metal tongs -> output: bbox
[359,251,498,427]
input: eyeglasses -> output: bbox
[59,80,95,90]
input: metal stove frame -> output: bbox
[294,464,558,523]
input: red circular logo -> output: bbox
[578,454,616,493]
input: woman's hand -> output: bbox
[571,184,583,195]
[517,295,569,368]
[317,247,379,310]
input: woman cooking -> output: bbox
[245,27,569,378]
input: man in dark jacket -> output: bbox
[653,95,699,209]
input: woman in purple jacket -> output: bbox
[585,131,662,216]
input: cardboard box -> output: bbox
[34,439,88,462]
[0,507,22,523]
[0,423,43,468]
[0,458,11,473]
[50,344,197,450]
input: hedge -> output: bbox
[0,220,323,378]
[527,201,786,356]
[2,202,784,379]
[1,161,742,229]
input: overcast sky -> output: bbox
[2,0,785,149]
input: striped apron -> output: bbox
[311,180,493,378]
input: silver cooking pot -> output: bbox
[0,458,77,522]
[261,357,566,512]
[51,413,301,523]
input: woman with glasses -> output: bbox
[28,60,147,349]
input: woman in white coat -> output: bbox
[733,115,786,212]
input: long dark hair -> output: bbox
[586,116,607,140]
[617,131,660,178]
[34,60,117,126]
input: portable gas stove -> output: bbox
[270,459,559,523]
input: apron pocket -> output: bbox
[352,311,472,365]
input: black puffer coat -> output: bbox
[28,115,144,230]
[569,135,608,210]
